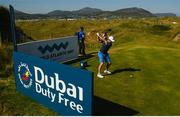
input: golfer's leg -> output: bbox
[98,51,104,74]
[105,53,111,70]
[98,62,104,74]
[106,62,111,71]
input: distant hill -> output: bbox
[47,7,155,18]
[47,7,103,18]
[112,7,155,17]
[154,13,177,17]
[75,7,103,14]
[47,10,74,18]
[15,10,48,19]
[74,7,103,17]
[14,7,178,19]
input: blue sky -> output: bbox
[0,0,180,16]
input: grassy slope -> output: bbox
[92,47,180,115]
[0,17,180,115]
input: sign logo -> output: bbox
[38,42,69,54]
[17,36,78,62]
[18,62,33,88]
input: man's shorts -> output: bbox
[98,51,111,63]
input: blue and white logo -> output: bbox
[18,62,32,88]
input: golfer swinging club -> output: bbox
[96,32,115,78]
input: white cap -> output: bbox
[109,36,115,42]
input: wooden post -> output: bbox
[0,19,1,46]
[9,5,17,51]
[0,31,1,46]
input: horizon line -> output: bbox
[11,6,178,16]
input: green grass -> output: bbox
[0,17,180,115]
[71,42,180,115]
[0,78,58,115]
[92,46,180,115]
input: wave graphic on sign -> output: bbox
[38,42,69,54]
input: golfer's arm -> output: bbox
[97,35,106,42]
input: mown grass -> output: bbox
[0,17,180,115]
[92,46,180,115]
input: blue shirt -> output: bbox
[78,31,85,41]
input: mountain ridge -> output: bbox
[14,7,177,19]
[154,13,177,17]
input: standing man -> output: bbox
[96,32,115,78]
[78,27,86,56]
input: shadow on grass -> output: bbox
[93,96,139,116]
[64,51,97,65]
[112,67,141,75]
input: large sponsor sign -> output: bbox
[17,36,78,62]
[13,51,93,116]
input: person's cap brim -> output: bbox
[109,36,115,42]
